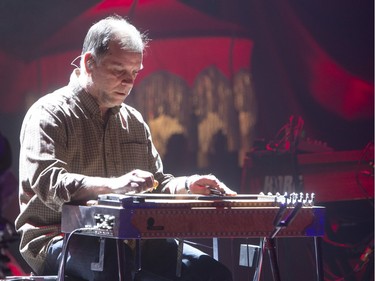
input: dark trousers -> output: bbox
[42,236,233,281]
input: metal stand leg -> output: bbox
[116,240,126,281]
[253,237,282,281]
[176,238,184,277]
[91,238,105,271]
[213,238,219,261]
[266,238,281,281]
[314,237,324,281]
[253,238,265,281]
[57,235,69,281]
[135,239,142,272]
[254,236,323,281]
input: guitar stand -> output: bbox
[253,201,303,281]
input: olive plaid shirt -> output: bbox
[15,70,177,273]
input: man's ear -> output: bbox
[83,53,95,72]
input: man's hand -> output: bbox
[112,169,157,194]
[187,174,237,196]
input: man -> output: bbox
[16,15,236,281]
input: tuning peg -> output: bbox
[303,193,310,205]
[299,192,304,202]
[310,193,315,205]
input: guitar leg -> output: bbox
[314,236,324,281]
[266,237,282,281]
[252,238,265,281]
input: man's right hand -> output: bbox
[111,169,156,194]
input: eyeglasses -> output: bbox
[70,55,82,68]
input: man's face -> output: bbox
[88,40,143,111]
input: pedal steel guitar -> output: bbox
[61,193,324,239]
[60,193,325,281]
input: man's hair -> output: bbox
[81,15,148,60]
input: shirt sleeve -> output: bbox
[19,100,83,212]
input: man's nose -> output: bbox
[121,74,135,85]
[121,75,135,85]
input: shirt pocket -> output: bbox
[120,142,149,171]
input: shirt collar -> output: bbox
[68,69,121,116]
